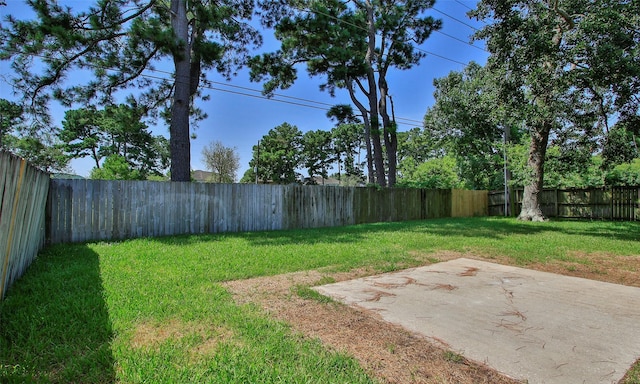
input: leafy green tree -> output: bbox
[239,167,256,184]
[302,129,334,183]
[396,155,463,189]
[101,104,170,177]
[326,104,360,126]
[327,104,365,181]
[59,104,169,177]
[0,98,69,172]
[249,122,303,184]
[201,140,240,183]
[397,127,441,167]
[601,121,639,170]
[605,159,640,186]
[0,99,24,149]
[422,62,525,190]
[507,143,608,189]
[252,0,441,187]
[59,107,104,168]
[331,123,365,181]
[90,154,143,180]
[470,0,640,220]
[1,0,261,181]
[11,136,70,173]
[366,0,441,187]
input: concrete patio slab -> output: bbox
[314,258,640,384]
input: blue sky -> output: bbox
[0,0,489,178]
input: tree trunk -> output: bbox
[378,75,397,187]
[347,79,375,184]
[364,0,386,186]
[518,122,551,221]
[519,5,571,220]
[169,0,192,182]
[92,148,100,169]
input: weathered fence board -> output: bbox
[452,189,488,218]
[47,180,483,244]
[0,151,50,300]
[489,187,640,220]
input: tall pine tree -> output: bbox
[1,0,261,181]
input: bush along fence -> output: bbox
[0,151,50,300]
[488,187,640,220]
[46,179,488,244]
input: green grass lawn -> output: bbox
[1,217,639,383]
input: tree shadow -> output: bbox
[400,217,640,243]
[0,245,116,383]
[147,222,380,247]
[146,216,640,248]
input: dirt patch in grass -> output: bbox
[223,251,640,384]
[130,318,236,356]
[223,261,519,383]
[529,252,640,288]
[131,319,187,349]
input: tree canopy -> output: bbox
[1,0,262,181]
[251,0,441,187]
[59,104,170,178]
[470,0,640,220]
[248,122,303,184]
[422,62,525,190]
[0,98,69,172]
[201,140,240,183]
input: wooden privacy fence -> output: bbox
[47,179,488,244]
[488,187,640,220]
[451,189,488,218]
[0,151,50,300]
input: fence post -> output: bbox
[637,187,640,221]
[611,187,614,220]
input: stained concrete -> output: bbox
[314,258,640,384]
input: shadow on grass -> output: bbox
[0,245,115,383]
[372,217,640,243]
[145,216,640,248]
[147,222,381,247]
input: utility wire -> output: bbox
[431,7,480,32]
[434,30,487,52]
[453,0,492,26]
[453,0,474,11]
[148,65,427,125]
[2,2,487,128]
[143,66,425,125]
[295,5,477,66]
[146,64,340,108]
[2,48,425,128]
[143,71,329,111]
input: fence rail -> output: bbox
[488,187,640,220]
[0,151,50,300]
[47,180,487,244]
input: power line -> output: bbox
[431,7,480,32]
[296,5,476,66]
[157,68,429,126]
[2,48,426,128]
[141,71,331,111]
[145,64,340,108]
[434,30,486,52]
[453,0,474,11]
[452,0,492,26]
[7,1,471,130]
[143,67,426,124]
